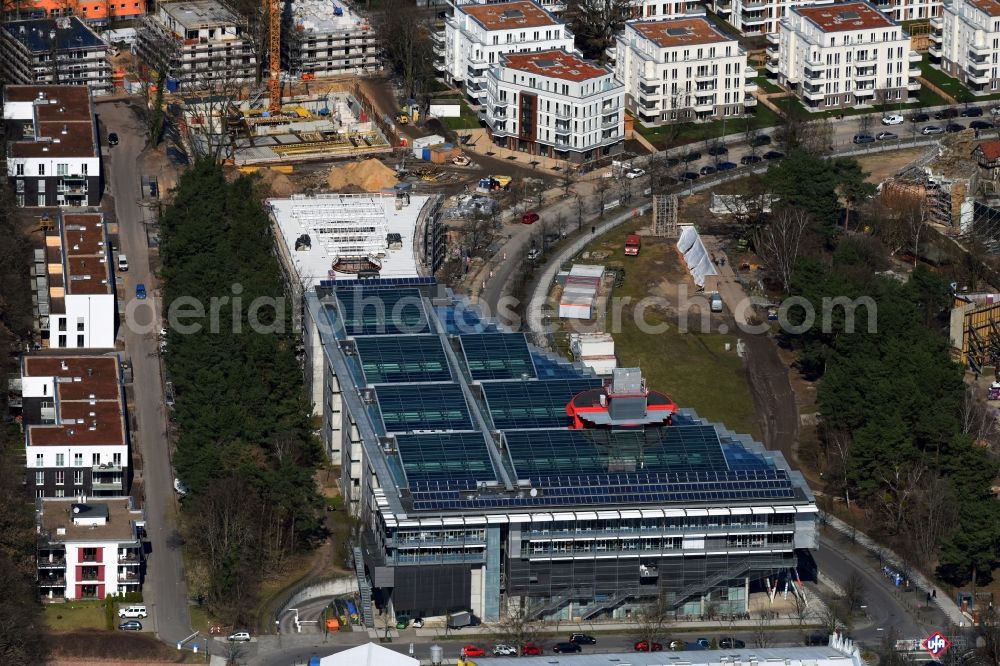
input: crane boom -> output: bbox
[267,0,281,114]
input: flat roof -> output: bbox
[52,213,112,297]
[290,0,368,33]
[501,49,609,83]
[795,2,895,31]
[159,0,241,28]
[2,17,105,53]
[269,193,429,286]
[630,17,734,48]
[23,356,126,448]
[39,498,141,543]
[968,0,1000,17]
[470,645,859,666]
[4,85,98,160]
[461,1,560,31]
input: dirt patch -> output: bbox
[327,158,399,192]
[256,168,296,197]
[856,147,931,184]
[49,632,190,663]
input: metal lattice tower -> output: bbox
[651,194,678,237]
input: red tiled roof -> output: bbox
[977,139,1000,162]
[630,17,733,49]
[796,2,894,32]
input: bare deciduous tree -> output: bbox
[492,601,542,652]
[752,610,777,648]
[903,474,959,567]
[633,595,673,650]
[564,0,634,61]
[843,572,866,616]
[374,0,435,100]
[754,207,810,294]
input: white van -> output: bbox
[118,605,148,618]
[710,292,724,312]
[117,254,129,272]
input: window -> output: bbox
[58,318,67,332]
[38,194,46,207]
[73,470,83,485]
[77,318,85,331]
[92,453,100,466]
[77,334,85,347]
[57,163,68,176]
[57,334,66,347]
[35,471,45,485]
[55,489,65,498]
[56,453,64,466]
[38,164,45,176]
[35,453,44,467]
[15,164,24,175]
[73,453,83,466]
[113,453,122,466]
[81,163,88,175]
[55,470,64,485]
[36,489,44,498]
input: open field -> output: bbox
[43,601,106,632]
[855,147,930,184]
[557,222,763,439]
[634,105,781,150]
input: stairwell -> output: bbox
[352,545,375,628]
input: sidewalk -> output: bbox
[457,128,577,176]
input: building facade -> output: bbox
[36,498,143,601]
[137,0,256,91]
[483,49,625,163]
[4,85,102,208]
[0,18,112,94]
[615,17,758,125]
[2,0,148,24]
[768,1,921,111]
[711,0,819,36]
[440,1,575,103]
[301,282,817,626]
[18,356,129,498]
[282,0,378,78]
[932,0,1000,94]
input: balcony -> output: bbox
[601,114,619,128]
[930,16,942,29]
[553,108,573,120]
[38,557,66,568]
[716,1,731,14]
[639,82,660,95]
[765,58,780,73]
[766,32,779,45]
[928,44,941,57]
[969,49,988,64]
[967,67,990,84]
[802,86,825,100]
[855,67,877,82]
[433,43,445,57]
[693,99,715,113]
[744,95,758,107]
[39,576,66,587]
[908,79,921,91]
[804,68,824,81]
[970,43,991,56]
[694,69,717,82]
[118,571,140,582]
[854,87,875,98]
[741,12,768,26]
[91,478,124,491]
[908,49,922,63]
[93,463,123,474]
[806,56,826,68]
[744,80,758,93]
[929,31,942,44]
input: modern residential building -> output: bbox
[615,17,758,125]
[439,0,575,103]
[137,0,256,91]
[483,49,625,163]
[282,0,378,78]
[711,0,819,36]
[2,0,148,24]
[18,356,129,499]
[931,0,1000,94]
[0,18,112,94]
[768,1,921,111]
[301,282,818,626]
[36,498,144,601]
[4,85,102,208]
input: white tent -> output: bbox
[320,643,418,666]
[676,225,718,288]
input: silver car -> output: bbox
[922,125,945,135]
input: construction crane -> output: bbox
[266,0,281,114]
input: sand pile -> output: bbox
[257,168,295,197]
[327,159,398,192]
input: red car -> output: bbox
[522,211,539,224]
[634,640,664,652]
[463,645,485,657]
[522,644,543,655]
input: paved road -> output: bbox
[97,101,193,648]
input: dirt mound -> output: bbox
[256,168,295,197]
[327,159,398,192]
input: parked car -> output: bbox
[852,133,875,144]
[118,620,142,631]
[117,254,128,272]
[805,634,827,646]
[228,632,251,642]
[970,120,994,129]
[909,112,930,122]
[522,644,543,656]
[700,165,717,176]
[946,122,966,132]
[553,642,582,653]
[876,131,898,141]
[493,644,518,656]
[521,211,539,225]
[717,161,738,170]
[697,638,711,649]
[118,605,148,619]
[527,247,541,261]
[411,618,424,629]
[462,645,485,657]
[634,640,663,652]
[763,150,785,160]
[173,478,190,495]
[934,108,959,119]
[751,134,772,147]
[881,114,904,125]
[108,132,119,146]
[707,143,728,156]
[740,154,762,165]
[665,156,680,166]
[962,106,984,117]
[720,638,746,649]
[922,125,945,135]
[625,168,646,179]
[683,150,702,162]
[681,171,700,181]
[670,640,686,650]
[570,633,597,644]
[135,283,147,299]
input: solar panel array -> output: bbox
[482,378,603,430]
[354,335,451,384]
[335,287,429,336]
[396,432,497,487]
[376,384,473,432]
[460,333,537,380]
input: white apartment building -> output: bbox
[0,18,112,94]
[282,0,379,78]
[36,498,144,601]
[712,0,819,36]
[768,1,921,111]
[137,0,256,91]
[483,48,625,163]
[932,0,1000,94]
[19,356,129,499]
[439,1,575,104]
[615,17,758,125]
[4,85,101,208]
[35,212,118,349]
[874,0,942,21]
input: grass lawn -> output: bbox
[440,99,483,130]
[43,601,106,632]
[561,223,762,439]
[635,104,781,150]
[919,54,967,99]
[754,75,784,95]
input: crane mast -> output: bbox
[267,0,281,114]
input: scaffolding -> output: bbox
[651,194,679,237]
[289,194,389,260]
